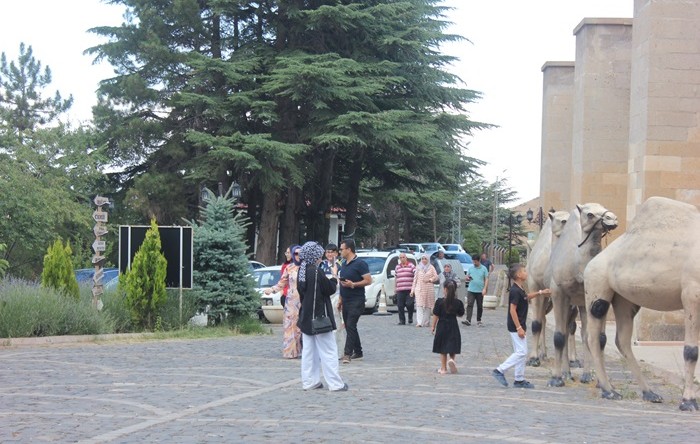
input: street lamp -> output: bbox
[499,212,523,266]
[526,206,556,230]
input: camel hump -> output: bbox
[627,196,699,234]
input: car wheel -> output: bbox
[364,292,380,315]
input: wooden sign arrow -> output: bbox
[92,286,104,297]
[93,210,108,223]
[91,254,105,264]
[93,269,104,284]
[93,224,109,237]
[94,196,110,207]
[92,240,106,252]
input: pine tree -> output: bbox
[122,219,168,330]
[191,189,257,324]
[41,239,79,299]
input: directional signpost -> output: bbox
[92,195,110,310]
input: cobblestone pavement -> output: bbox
[1,307,698,443]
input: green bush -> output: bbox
[0,243,9,278]
[121,219,167,330]
[41,239,80,299]
[0,278,114,338]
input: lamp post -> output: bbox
[526,206,556,230]
[499,212,523,266]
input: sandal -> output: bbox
[447,359,458,374]
[437,368,447,374]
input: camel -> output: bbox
[584,196,700,411]
[526,210,573,366]
[545,203,618,387]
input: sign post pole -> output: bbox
[92,196,109,309]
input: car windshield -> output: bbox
[421,243,441,252]
[445,252,470,266]
[360,256,388,275]
[252,269,281,288]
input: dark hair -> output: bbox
[471,253,480,261]
[325,243,338,252]
[508,263,524,280]
[444,280,457,314]
[341,238,356,253]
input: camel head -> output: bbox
[576,203,619,235]
[548,210,570,238]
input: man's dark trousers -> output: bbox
[342,297,364,356]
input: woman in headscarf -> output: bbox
[267,244,302,358]
[411,253,439,328]
[296,241,347,391]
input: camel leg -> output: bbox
[567,305,581,368]
[547,285,569,387]
[587,290,618,399]
[612,298,663,403]
[679,285,700,411]
[527,294,547,367]
[577,304,594,383]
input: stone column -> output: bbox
[541,62,575,212]
[571,18,633,237]
[627,0,700,221]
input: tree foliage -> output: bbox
[0,44,109,278]
[121,219,167,330]
[86,0,493,263]
[189,188,258,324]
[41,239,79,299]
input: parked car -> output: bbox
[75,267,120,290]
[442,243,466,253]
[421,242,446,255]
[355,251,417,313]
[248,260,266,271]
[252,265,282,306]
[398,243,425,255]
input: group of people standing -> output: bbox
[267,238,371,391]
[265,243,544,391]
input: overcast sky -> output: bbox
[1,0,634,205]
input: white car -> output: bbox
[251,265,283,307]
[355,251,417,313]
[442,243,466,253]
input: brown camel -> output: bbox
[584,196,700,411]
[546,203,618,387]
[526,210,572,366]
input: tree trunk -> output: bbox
[257,189,281,265]
[343,149,365,239]
[308,149,335,245]
[278,186,302,262]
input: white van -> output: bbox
[355,251,417,313]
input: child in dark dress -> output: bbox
[431,280,466,374]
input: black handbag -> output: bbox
[311,270,333,335]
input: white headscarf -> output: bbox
[416,253,432,273]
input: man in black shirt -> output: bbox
[337,239,372,364]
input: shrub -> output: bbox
[190,192,258,325]
[121,219,167,330]
[0,243,9,278]
[0,278,114,338]
[41,239,80,299]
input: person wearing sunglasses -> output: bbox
[267,245,303,358]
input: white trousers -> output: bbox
[416,306,432,327]
[497,331,528,381]
[301,332,345,390]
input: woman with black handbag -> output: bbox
[296,241,348,392]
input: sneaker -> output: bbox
[477,321,483,327]
[462,320,471,326]
[331,383,349,392]
[341,355,351,364]
[408,319,413,324]
[304,382,324,390]
[447,359,458,374]
[513,380,535,389]
[492,369,508,387]
[350,352,363,360]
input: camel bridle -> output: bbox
[577,210,613,248]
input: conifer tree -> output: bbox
[122,219,168,330]
[190,188,258,324]
[41,239,79,299]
